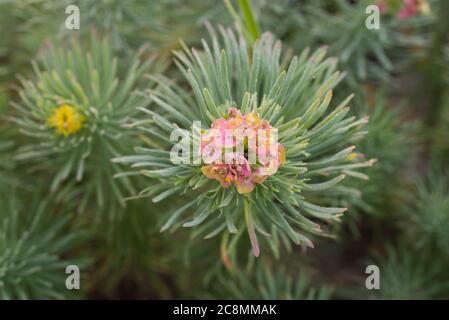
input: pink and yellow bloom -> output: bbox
[200,108,285,194]
[398,0,430,20]
[377,0,430,19]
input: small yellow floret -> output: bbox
[346,152,358,161]
[47,104,85,136]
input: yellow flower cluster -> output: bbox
[47,104,85,136]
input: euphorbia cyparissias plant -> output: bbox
[13,36,151,222]
[115,27,375,259]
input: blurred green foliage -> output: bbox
[0,0,448,299]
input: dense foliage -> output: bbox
[0,0,448,299]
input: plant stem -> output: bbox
[220,232,233,271]
[244,197,260,257]
[237,0,261,42]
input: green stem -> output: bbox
[220,232,233,271]
[224,0,261,45]
[237,0,261,42]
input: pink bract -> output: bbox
[200,108,286,194]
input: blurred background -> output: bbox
[0,0,448,299]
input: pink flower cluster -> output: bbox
[377,0,430,20]
[200,108,285,194]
